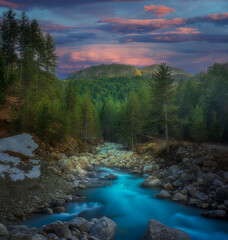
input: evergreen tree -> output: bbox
[0,51,6,105]
[148,63,175,158]
[1,9,18,77]
[44,33,57,73]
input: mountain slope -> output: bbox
[67,63,141,80]
[67,63,192,81]
[141,65,193,80]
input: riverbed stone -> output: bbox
[89,217,117,240]
[69,217,90,232]
[47,233,59,240]
[141,178,163,188]
[172,193,188,203]
[143,165,153,173]
[156,190,170,198]
[164,183,173,191]
[42,221,71,238]
[143,219,191,240]
[195,191,208,201]
[202,210,226,218]
[54,206,66,213]
[31,234,47,240]
[0,223,9,238]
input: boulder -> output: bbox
[43,208,53,215]
[0,223,9,238]
[69,217,90,232]
[54,207,66,213]
[141,178,163,188]
[102,174,118,180]
[31,234,47,240]
[156,190,170,198]
[195,192,208,201]
[213,179,223,186]
[42,221,71,238]
[143,219,191,240]
[47,233,59,240]
[172,193,188,203]
[143,165,153,173]
[164,183,173,191]
[202,210,226,218]
[89,217,117,240]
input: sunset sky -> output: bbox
[0,0,228,79]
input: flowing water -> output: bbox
[21,144,228,240]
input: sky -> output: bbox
[0,0,228,79]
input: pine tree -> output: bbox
[148,63,175,158]
[1,9,18,77]
[0,51,6,105]
[18,12,30,87]
[44,33,57,73]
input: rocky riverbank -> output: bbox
[89,142,228,219]
[0,216,117,240]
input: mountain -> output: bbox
[141,65,193,80]
[67,63,192,81]
[67,63,141,80]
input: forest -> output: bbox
[0,9,228,148]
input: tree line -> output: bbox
[0,9,227,150]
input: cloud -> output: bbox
[99,17,186,33]
[121,33,228,44]
[144,4,175,17]
[5,0,147,9]
[39,21,77,32]
[99,13,228,34]
[0,0,21,8]
[54,33,97,45]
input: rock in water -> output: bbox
[69,217,90,232]
[42,221,71,238]
[156,190,170,198]
[0,223,9,238]
[89,217,117,240]
[143,219,191,240]
[31,234,47,240]
[141,178,163,188]
[202,210,226,218]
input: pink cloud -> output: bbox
[149,27,201,35]
[100,17,186,33]
[39,21,76,32]
[57,43,176,69]
[144,4,176,17]
[0,0,20,9]
[207,13,228,20]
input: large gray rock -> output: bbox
[143,165,153,173]
[0,223,9,238]
[172,193,188,203]
[143,219,191,240]
[69,217,90,232]
[31,234,47,240]
[156,190,170,198]
[141,178,163,188]
[202,210,226,218]
[89,217,117,240]
[42,221,71,238]
[195,191,208,201]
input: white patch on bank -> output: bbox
[0,133,41,181]
[0,152,20,166]
[0,133,38,157]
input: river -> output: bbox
[21,144,228,240]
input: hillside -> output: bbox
[141,65,193,80]
[67,63,141,80]
[67,63,192,81]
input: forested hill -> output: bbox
[67,64,141,80]
[67,63,191,81]
[141,65,192,81]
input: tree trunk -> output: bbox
[164,104,169,160]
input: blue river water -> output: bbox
[21,167,228,240]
